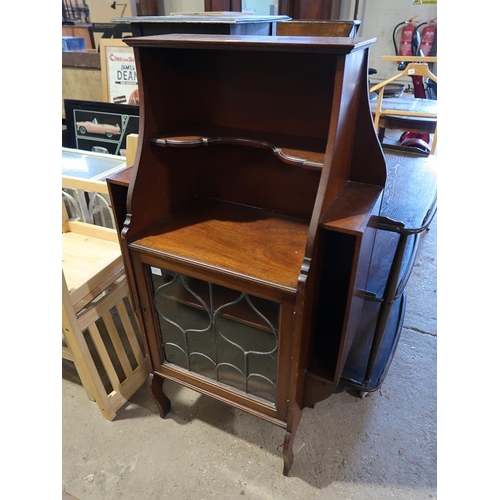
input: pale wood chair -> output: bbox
[369,56,438,154]
[62,176,148,420]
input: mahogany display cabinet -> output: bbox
[112,33,389,475]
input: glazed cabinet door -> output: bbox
[130,251,293,425]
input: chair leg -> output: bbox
[62,273,118,420]
[62,342,96,402]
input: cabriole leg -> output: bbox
[282,405,304,476]
[148,372,171,419]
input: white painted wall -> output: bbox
[87,0,437,85]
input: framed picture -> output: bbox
[64,99,140,156]
[100,38,139,105]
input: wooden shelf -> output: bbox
[131,199,309,294]
[321,181,384,234]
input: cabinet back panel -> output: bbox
[139,48,336,147]
[151,145,320,219]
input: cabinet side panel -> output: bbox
[350,50,387,187]
[319,49,371,218]
[125,48,190,238]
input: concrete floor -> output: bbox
[62,216,437,500]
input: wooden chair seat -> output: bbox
[62,222,124,310]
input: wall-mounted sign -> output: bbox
[100,38,139,105]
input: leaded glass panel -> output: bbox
[149,267,280,404]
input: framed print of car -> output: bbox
[76,118,121,138]
[63,99,140,156]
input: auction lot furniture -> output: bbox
[113,13,290,37]
[62,174,148,421]
[107,33,435,475]
[108,150,437,399]
[337,152,436,396]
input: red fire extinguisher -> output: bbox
[418,18,437,57]
[418,18,437,100]
[393,16,420,69]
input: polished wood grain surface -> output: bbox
[276,20,360,38]
[131,199,309,293]
[381,153,437,229]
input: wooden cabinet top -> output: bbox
[124,33,377,53]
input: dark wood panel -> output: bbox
[276,20,360,37]
[136,0,159,16]
[381,153,437,229]
[279,0,333,19]
[204,0,241,11]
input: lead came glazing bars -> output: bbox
[150,267,279,404]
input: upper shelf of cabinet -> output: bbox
[124,34,379,157]
[122,34,386,248]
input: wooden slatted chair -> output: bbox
[62,185,148,421]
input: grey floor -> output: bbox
[62,215,437,500]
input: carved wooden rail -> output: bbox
[150,136,324,170]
